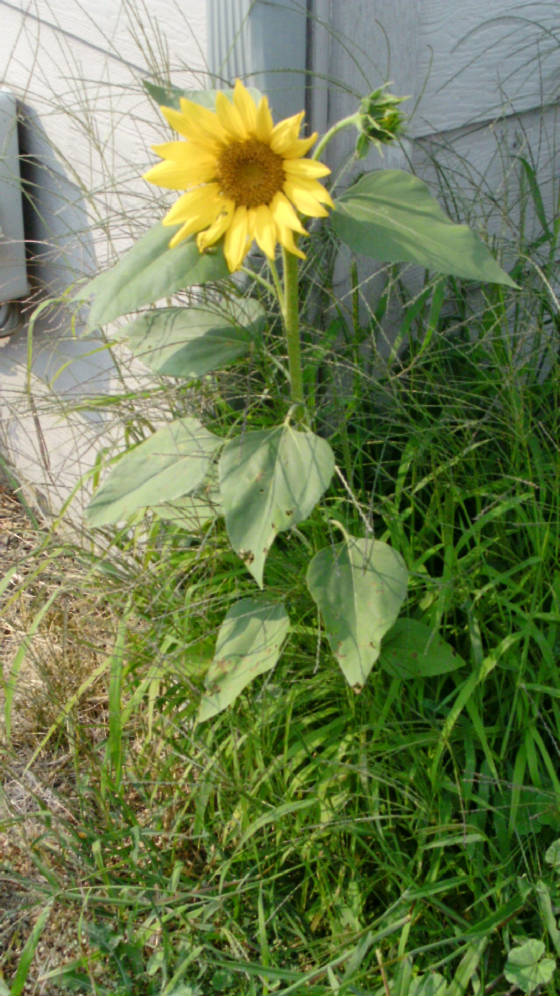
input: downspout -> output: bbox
[206,0,311,122]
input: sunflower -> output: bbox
[144,79,333,272]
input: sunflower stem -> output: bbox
[281,248,305,420]
[311,113,360,162]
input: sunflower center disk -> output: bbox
[217,139,285,208]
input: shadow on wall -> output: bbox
[0,103,119,517]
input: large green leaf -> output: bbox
[198,597,290,722]
[219,425,335,587]
[332,170,517,286]
[122,299,264,378]
[75,223,229,327]
[143,80,262,111]
[152,490,222,531]
[87,417,222,526]
[306,535,408,689]
[379,619,465,679]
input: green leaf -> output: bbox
[219,425,335,587]
[546,839,560,870]
[75,223,229,327]
[380,619,465,679]
[143,80,262,111]
[306,535,408,689]
[409,974,448,996]
[152,491,221,530]
[122,299,264,378]
[9,901,54,996]
[332,170,517,286]
[536,880,560,958]
[87,417,222,526]
[448,936,488,996]
[504,939,556,993]
[197,597,290,722]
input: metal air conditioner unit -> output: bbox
[0,89,29,336]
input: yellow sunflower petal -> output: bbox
[270,111,305,154]
[163,183,222,226]
[215,91,247,140]
[232,79,258,133]
[197,201,235,252]
[281,132,318,159]
[255,96,274,142]
[252,204,277,259]
[159,105,212,147]
[224,206,249,271]
[151,140,217,167]
[143,157,215,190]
[277,225,306,259]
[168,221,195,249]
[159,105,192,139]
[270,192,307,235]
[177,98,229,144]
[283,158,331,179]
[283,177,334,216]
[168,197,226,246]
[166,201,221,244]
[151,141,189,160]
[305,179,335,208]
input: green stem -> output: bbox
[241,265,276,298]
[267,257,285,312]
[281,248,305,418]
[312,113,359,162]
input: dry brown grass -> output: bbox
[0,483,118,994]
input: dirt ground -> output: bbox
[0,482,110,994]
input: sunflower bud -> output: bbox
[355,86,407,158]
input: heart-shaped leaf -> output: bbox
[152,490,222,531]
[122,299,264,378]
[332,170,517,286]
[75,223,229,327]
[219,425,334,586]
[87,417,222,526]
[380,619,465,679]
[504,939,556,993]
[198,597,290,722]
[306,534,408,689]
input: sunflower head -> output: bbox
[355,86,407,158]
[144,80,333,272]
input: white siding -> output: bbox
[1,0,208,279]
[327,1,558,136]
[0,0,208,513]
[325,0,559,289]
[415,0,558,134]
